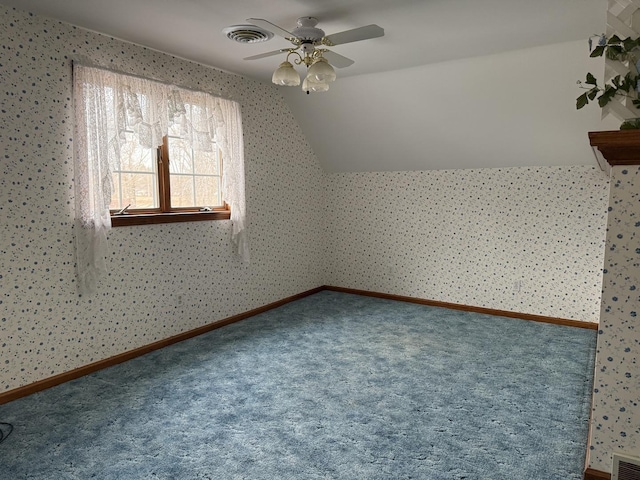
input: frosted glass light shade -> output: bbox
[302,75,329,93]
[307,58,336,83]
[272,61,300,86]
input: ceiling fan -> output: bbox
[242,17,384,93]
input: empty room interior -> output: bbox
[1,0,639,479]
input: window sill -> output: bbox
[111,210,231,227]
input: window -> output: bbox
[75,72,231,227]
[73,64,248,294]
[109,130,228,227]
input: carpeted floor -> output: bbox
[0,291,596,479]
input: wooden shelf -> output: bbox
[589,130,640,166]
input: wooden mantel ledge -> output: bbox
[589,129,640,166]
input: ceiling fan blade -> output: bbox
[323,24,384,46]
[244,49,288,61]
[246,18,296,40]
[323,50,355,68]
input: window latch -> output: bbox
[199,207,213,212]
[114,204,131,215]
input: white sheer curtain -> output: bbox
[73,64,248,295]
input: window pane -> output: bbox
[194,148,219,175]
[170,174,195,208]
[165,123,222,209]
[121,132,155,172]
[168,137,193,174]
[168,120,181,137]
[195,176,221,206]
[120,173,158,208]
[110,129,158,210]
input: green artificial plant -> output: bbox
[577,34,640,129]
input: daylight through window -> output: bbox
[73,63,248,294]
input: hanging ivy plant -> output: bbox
[577,34,640,128]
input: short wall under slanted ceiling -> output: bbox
[323,166,610,323]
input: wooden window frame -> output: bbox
[110,135,230,227]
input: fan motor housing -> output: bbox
[292,17,325,43]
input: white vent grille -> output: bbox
[613,453,640,480]
[222,25,273,44]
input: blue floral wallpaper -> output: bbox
[0,5,325,391]
[589,165,640,473]
[324,167,609,321]
[1,6,624,470]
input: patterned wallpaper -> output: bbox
[589,165,640,472]
[0,4,614,441]
[324,167,610,321]
[0,5,325,391]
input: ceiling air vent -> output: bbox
[223,25,274,44]
[613,453,640,480]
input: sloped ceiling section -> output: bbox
[0,0,617,171]
[282,39,620,172]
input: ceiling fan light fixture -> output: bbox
[244,17,384,94]
[272,61,300,86]
[307,57,336,83]
[302,75,329,93]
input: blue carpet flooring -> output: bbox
[0,291,596,479]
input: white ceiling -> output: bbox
[1,0,606,82]
[2,0,612,171]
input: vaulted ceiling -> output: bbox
[1,0,614,171]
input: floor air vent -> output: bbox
[613,453,640,480]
